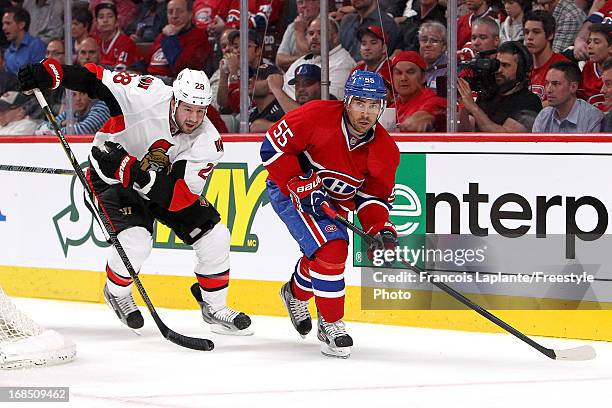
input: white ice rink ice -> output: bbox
[1,297,611,408]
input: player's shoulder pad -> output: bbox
[373,124,400,158]
[101,70,172,108]
[188,117,224,159]
[284,99,343,124]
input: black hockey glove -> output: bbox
[18,58,64,92]
[367,223,398,267]
[91,141,149,189]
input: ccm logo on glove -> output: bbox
[42,58,63,89]
[117,155,135,187]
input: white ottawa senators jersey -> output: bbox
[85,65,223,208]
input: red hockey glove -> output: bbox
[367,222,398,266]
[91,141,149,188]
[287,170,331,218]
[18,58,64,92]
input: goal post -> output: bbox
[0,287,76,369]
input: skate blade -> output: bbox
[130,328,142,336]
[210,324,254,336]
[320,343,351,359]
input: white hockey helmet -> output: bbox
[172,68,212,107]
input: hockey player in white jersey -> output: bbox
[18,58,252,336]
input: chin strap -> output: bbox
[170,97,180,136]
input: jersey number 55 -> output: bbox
[271,119,294,148]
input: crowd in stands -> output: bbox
[2,0,612,135]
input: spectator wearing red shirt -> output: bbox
[89,0,138,35]
[351,26,391,86]
[457,0,497,49]
[579,23,612,110]
[147,0,212,80]
[524,10,567,101]
[390,51,446,132]
[94,3,140,70]
[192,0,282,35]
[574,0,612,60]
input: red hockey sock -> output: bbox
[310,240,348,323]
[291,256,313,301]
[106,264,133,287]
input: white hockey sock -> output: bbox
[106,279,133,298]
[200,287,228,313]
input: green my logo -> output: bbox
[154,163,269,252]
[53,162,110,256]
[53,162,268,256]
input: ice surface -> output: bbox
[1,298,611,408]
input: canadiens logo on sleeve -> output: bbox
[194,7,213,27]
[529,84,545,101]
[588,93,606,109]
[325,225,337,233]
[150,48,168,66]
[140,139,174,172]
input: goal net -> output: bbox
[0,286,76,369]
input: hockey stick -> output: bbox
[0,164,76,176]
[32,89,213,351]
[321,205,596,361]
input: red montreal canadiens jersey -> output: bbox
[457,8,498,49]
[580,61,607,111]
[351,59,392,85]
[97,31,140,69]
[192,0,281,29]
[261,100,400,233]
[588,1,612,24]
[529,53,568,100]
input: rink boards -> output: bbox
[2,134,612,341]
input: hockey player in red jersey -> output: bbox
[18,59,252,336]
[260,71,400,358]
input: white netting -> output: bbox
[0,287,76,369]
[0,286,44,342]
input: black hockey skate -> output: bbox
[103,284,144,331]
[279,281,312,338]
[190,283,253,336]
[317,311,353,358]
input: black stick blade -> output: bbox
[166,331,214,351]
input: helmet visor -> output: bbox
[347,96,383,116]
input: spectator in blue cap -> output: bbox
[268,63,336,113]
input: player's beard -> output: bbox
[180,120,201,134]
[345,111,376,135]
